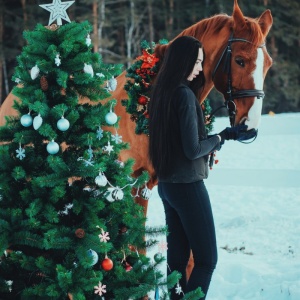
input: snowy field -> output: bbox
[146,113,300,300]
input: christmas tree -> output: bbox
[0,2,204,299]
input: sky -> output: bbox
[146,112,300,300]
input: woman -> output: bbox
[148,36,253,299]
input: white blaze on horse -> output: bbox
[0,0,273,215]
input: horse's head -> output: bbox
[210,0,273,129]
[154,0,273,130]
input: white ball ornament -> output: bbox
[57,117,70,131]
[105,111,118,125]
[47,140,59,155]
[106,187,124,202]
[20,113,33,127]
[33,114,43,130]
[95,172,108,187]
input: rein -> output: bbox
[211,33,265,128]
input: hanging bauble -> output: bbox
[75,228,85,238]
[119,225,128,234]
[30,65,40,80]
[105,111,118,125]
[40,75,48,91]
[107,77,117,92]
[123,261,132,272]
[84,63,94,77]
[33,114,43,130]
[87,249,98,266]
[20,113,33,127]
[95,172,108,187]
[137,95,148,105]
[47,140,59,155]
[101,257,113,271]
[57,116,70,131]
[141,185,152,200]
[106,187,124,202]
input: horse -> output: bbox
[0,0,272,210]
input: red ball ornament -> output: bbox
[137,95,148,105]
[124,261,132,272]
[101,257,113,271]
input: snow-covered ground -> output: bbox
[146,113,300,300]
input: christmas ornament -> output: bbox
[105,110,118,125]
[87,145,93,161]
[96,126,103,140]
[141,185,152,200]
[101,256,113,271]
[94,281,107,296]
[96,72,105,78]
[46,140,59,154]
[106,187,124,202]
[86,34,91,46]
[107,77,117,92]
[20,113,33,127]
[15,78,21,84]
[16,145,26,160]
[87,249,98,266]
[102,141,114,155]
[40,75,48,91]
[39,0,75,26]
[83,63,94,77]
[175,283,183,295]
[119,225,128,234]
[123,261,132,272]
[75,228,85,238]
[155,286,159,300]
[111,132,122,144]
[55,53,61,66]
[33,114,43,130]
[98,229,110,243]
[30,65,40,80]
[57,116,70,131]
[137,95,148,105]
[95,172,108,187]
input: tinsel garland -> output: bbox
[122,40,215,135]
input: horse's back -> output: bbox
[0,92,19,126]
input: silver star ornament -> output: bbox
[39,0,75,26]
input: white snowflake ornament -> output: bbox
[175,283,183,295]
[84,63,94,77]
[99,229,110,243]
[102,141,114,155]
[96,127,104,140]
[111,132,122,144]
[94,281,107,296]
[16,146,26,160]
[86,34,91,46]
[55,53,61,66]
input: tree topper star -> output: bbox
[39,0,75,26]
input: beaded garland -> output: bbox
[122,40,215,135]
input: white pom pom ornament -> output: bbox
[84,63,94,77]
[30,65,40,80]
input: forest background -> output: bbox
[0,0,299,116]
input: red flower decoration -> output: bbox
[136,50,159,69]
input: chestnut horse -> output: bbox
[0,0,272,211]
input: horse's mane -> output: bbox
[155,12,265,59]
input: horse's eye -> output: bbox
[235,57,245,67]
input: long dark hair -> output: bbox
[148,36,205,177]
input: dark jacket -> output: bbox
[158,83,220,183]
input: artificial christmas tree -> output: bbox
[0,1,204,299]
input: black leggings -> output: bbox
[158,180,217,300]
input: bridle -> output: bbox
[210,33,266,128]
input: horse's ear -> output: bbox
[257,10,273,37]
[154,44,168,61]
[232,0,247,30]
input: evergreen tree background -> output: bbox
[0,0,299,114]
[0,14,203,299]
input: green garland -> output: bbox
[122,40,215,135]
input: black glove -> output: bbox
[219,124,257,143]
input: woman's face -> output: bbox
[187,48,203,81]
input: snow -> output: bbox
[146,113,300,300]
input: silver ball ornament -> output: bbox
[47,140,59,154]
[20,113,33,127]
[57,117,70,131]
[87,249,98,266]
